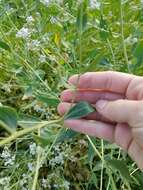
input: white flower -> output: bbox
[40,0,51,6]
[26,16,34,23]
[39,55,46,63]
[34,104,46,113]
[50,16,58,24]
[0,177,10,186]
[53,184,58,188]
[27,40,40,50]
[49,153,64,166]
[125,35,138,45]
[62,181,70,190]
[16,27,31,38]
[41,178,48,188]
[79,139,88,146]
[27,162,33,171]
[2,84,11,93]
[29,143,37,155]
[1,146,15,166]
[89,0,101,9]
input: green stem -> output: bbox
[0,119,62,147]
[86,135,102,160]
[107,38,116,68]
[100,139,104,190]
[120,0,130,72]
[31,129,41,190]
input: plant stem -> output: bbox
[100,140,104,190]
[86,135,102,160]
[31,129,41,190]
[0,119,62,147]
[107,38,116,68]
[120,0,130,72]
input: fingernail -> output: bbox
[96,100,108,110]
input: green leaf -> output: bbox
[0,40,10,51]
[56,128,78,143]
[99,16,109,41]
[106,159,131,181]
[76,0,88,32]
[37,95,60,106]
[0,106,18,133]
[33,134,55,147]
[133,41,143,64]
[64,101,95,120]
[87,137,97,163]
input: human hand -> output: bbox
[58,71,143,170]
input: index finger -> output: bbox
[68,71,135,95]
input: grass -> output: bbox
[0,0,143,189]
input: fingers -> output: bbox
[132,128,143,149]
[127,140,143,170]
[96,99,143,126]
[68,71,134,95]
[61,89,124,103]
[64,119,132,151]
[64,118,143,170]
[64,119,115,142]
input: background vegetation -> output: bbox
[0,0,143,189]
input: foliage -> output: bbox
[0,0,143,189]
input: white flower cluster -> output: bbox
[16,15,35,39]
[89,0,101,9]
[34,104,46,113]
[40,0,51,6]
[27,40,41,51]
[0,177,10,189]
[41,178,51,189]
[27,162,33,171]
[125,35,138,45]
[26,16,34,23]
[49,144,65,167]
[50,16,58,24]
[1,146,15,166]
[49,153,64,166]
[16,27,31,39]
[39,54,46,63]
[41,175,70,190]
[63,181,70,190]
[19,173,32,190]
[29,142,37,155]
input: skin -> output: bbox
[58,71,143,170]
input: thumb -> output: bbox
[96,99,143,127]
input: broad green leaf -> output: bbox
[0,40,10,51]
[64,101,95,120]
[106,159,131,181]
[37,95,60,106]
[133,171,143,186]
[0,106,18,133]
[56,128,78,143]
[33,134,55,147]
[133,41,143,64]
[76,0,88,32]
